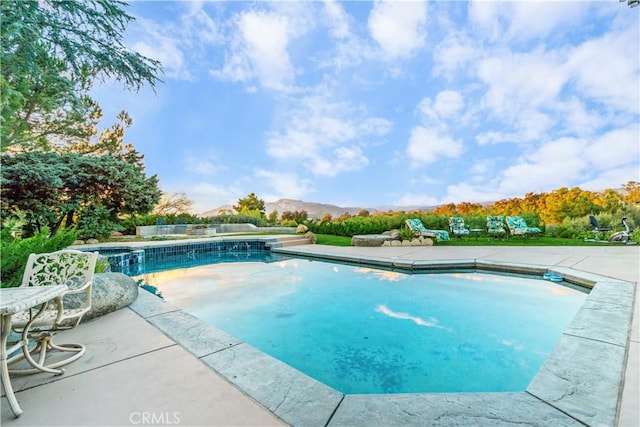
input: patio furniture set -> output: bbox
[405,215,541,242]
[0,250,98,417]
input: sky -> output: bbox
[92,1,640,214]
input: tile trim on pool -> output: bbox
[129,251,635,427]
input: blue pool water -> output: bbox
[133,255,587,394]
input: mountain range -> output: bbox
[200,198,439,219]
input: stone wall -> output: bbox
[136,223,296,237]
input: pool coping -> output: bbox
[128,248,636,427]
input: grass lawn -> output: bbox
[118,232,628,247]
[314,234,621,247]
[440,235,606,246]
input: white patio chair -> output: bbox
[8,250,98,375]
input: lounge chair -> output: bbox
[486,215,507,238]
[449,217,470,238]
[505,216,541,237]
[405,218,450,242]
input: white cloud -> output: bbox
[579,166,640,192]
[467,159,492,176]
[555,98,606,138]
[316,1,372,71]
[209,51,254,84]
[131,18,192,80]
[565,26,640,113]
[499,137,590,194]
[210,10,295,90]
[180,1,221,46]
[183,151,226,176]
[432,32,478,79]
[416,90,464,124]
[129,3,222,81]
[267,91,392,176]
[254,169,312,200]
[434,90,464,118]
[189,182,243,214]
[584,127,640,172]
[368,1,427,59]
[323,0,351,39]
[407,126,463,168]
[444,182,505,204]
[477,50,566,117]
[117,1,638,210]
[239,12,294,90]
[476,111,553,146]
[469,1,589,42]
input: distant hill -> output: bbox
[200,198,440,219]
[201,198,372,219]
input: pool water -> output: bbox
[134,256,587,394]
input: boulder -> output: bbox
[421,238,434,246]
[86,238,100,244]
[65,272,139,323]
[351,234,391,247]
[296,224,309,233]
[382,229,400,239]
[304,231,317,244]
[72,240,85,245]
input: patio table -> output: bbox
[1,285,68,417]
[470,228,483,240]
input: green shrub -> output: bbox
[545,224,575,239]
[1,227,78,288]
[94,257,111,273]
[76,205,123,240]
[398,226,416,241]
[463,214,487,230]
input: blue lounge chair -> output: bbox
[449,217,470,238]
[505,216,541,237]
[486,215,507,238]
[405,218,450,242]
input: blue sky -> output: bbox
[92,1,640,214]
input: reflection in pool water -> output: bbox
[134,256,587,394]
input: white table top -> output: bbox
[0,286,68,315]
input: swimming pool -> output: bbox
[133,254,587,394]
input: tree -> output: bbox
[267,210,279,224]
[321,213,333,223]
[622,181,640,205]
[455,202,484,215]
[490,198,527,216]
[153,192,193,215]
[281,210,308,223]
[595,189,624,214]
[433,203,456,216]
[540,187,598,223]
[1,151,161,238]
[233,193,266,216]
[1,0,162,150]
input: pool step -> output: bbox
[267,235,314,248]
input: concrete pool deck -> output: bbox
[1,243,638,426]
